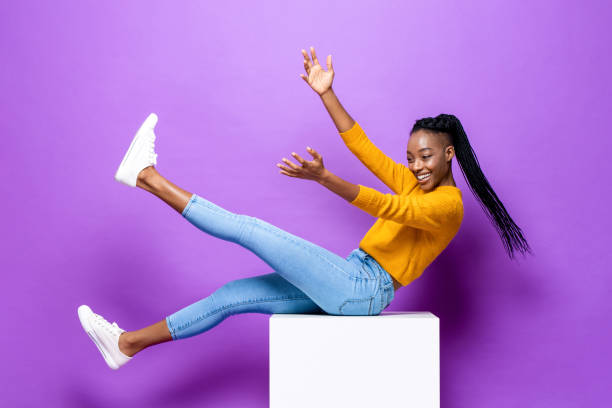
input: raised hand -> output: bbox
[300,46,334,96]
[277,146,326,181]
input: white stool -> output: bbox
[269,312,439,408]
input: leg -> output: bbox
[113,167,191,357]
[118,273,323,356]
[136,167,390,315]
[179,193,385,315]
[136,166,191,214]
[118,320,171,357]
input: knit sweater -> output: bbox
[340,122,464,287]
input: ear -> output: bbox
[445,145,455,162]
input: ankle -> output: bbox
[136,166,158,189]
[118,332,140,357]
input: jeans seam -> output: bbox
[188,196,372,282]
[165,316,177,340]
[182,194,197,218]
[362,264,373,279]
[377,277,383,314]
[339,295,375,315]
[383,285,393,311]
[174,296,312,333]
[189,196,235,220]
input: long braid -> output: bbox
[411,114,532,259]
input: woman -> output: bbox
[78,47,531,370]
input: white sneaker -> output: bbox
[114,113,159,187]
[77,305,133,370]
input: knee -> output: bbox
[212,277,252,304]
[212,279,238,300]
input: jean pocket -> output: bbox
[338,296,374,316]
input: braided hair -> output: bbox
[411,113,532,259]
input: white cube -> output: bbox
[269,312,439,408]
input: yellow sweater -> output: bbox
[340,122,464,287]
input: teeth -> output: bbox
[417,173,431,180]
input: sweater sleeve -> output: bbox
[339,122,417,194]
[350,185,461,231]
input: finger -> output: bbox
[281,157,300,170]
[326,54,333,71]
[299,74,309,83]
[301,49,312,68]
[307,146,322,160]
[279,170,300,178]
[310,46,319,65]
[277,163,298,173]
[303,59,309,74]
[291,151,306,165]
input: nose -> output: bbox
[411,159,424,172]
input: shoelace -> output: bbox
[93,313,122,337]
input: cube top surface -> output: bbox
[270,311,438,320]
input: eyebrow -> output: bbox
[407,148,433,154]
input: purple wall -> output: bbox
[2,1,610,406]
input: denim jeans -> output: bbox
[165,194,395,340]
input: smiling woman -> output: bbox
[406,130,455,191]
[76,47,531,373]
[295,46,531,288]
[409,114,532,259]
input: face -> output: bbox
[406,130,454,191]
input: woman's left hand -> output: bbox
[277,147,326,182]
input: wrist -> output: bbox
[319,87,334,99]
[317,169,333,184]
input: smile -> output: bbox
[417,172,431,182]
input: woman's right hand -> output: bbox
[277,147,326,182]
[300,46,334,96]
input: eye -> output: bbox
[422,155,432,159]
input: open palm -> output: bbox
[277,147,326,181]
[300,46,334,95]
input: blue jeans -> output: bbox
[165,194,395,340]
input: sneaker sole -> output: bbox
[77,305,120,370]
[114,113,158,186]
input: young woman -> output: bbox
[77,47,531,370]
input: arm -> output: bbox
[349,184,463,231]
[275,145,458,230]
[317,169,359,202]
[300,47,415,194]
[276,147,359,202]
[337,119,416,194]
[319,88,355,133]
[299,47,354,133]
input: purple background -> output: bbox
[1,1,610,407]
